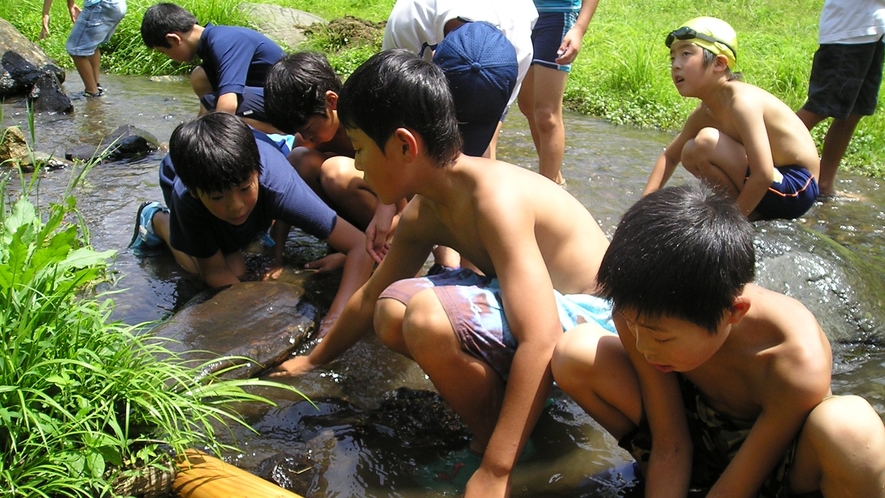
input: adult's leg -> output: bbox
[788,395,885,497]
[522,65,569,185]
[551,323,643,439]
[817,115,863,196]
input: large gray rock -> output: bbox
[0,18,71,113]
[238,3,327,51]
[150,281,319,379]
[754,220,885,347]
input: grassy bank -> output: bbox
[4,0,883,177]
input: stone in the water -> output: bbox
[754,220,885,348]
[66,124,161,163]
[149,281,318,379]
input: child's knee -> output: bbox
[806,395,884,447]
[190,67,211,96]
[552,324,604,391]
[401,288,451,347]
[374,297,407,350]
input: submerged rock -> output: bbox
[66,124,160,162]
[149,281,318,379]
[754,220,885,347]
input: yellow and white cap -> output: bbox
[666,17,738,70]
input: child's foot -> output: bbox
[128,201,168,256]
[84,88,105,98]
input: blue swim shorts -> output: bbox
[379,268,615,381]
[751,165,819,220]
[65,0,127,57]
[531,11,579,72]
[200,86,268,122]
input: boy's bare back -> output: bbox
[403,154,609,294]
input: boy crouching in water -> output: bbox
[270,49,614,497]
[645,17,820,221]
[552,182,885,497]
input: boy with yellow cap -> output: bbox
[644,17,821,221]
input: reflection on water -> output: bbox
[3,72,884,496]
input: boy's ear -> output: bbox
[325,91,338,112]
[713,53,730,71]
[726,296,750,324]
[165,32,182,46]
[392,127,418,162]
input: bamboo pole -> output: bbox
[173,449,304,498]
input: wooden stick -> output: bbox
[173,449,304,498]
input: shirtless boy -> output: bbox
[645,17,820,220]
[270,49,613,497]
[553,182,885,497]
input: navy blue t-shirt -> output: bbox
[196,23,285,97]
[159,131,338,258]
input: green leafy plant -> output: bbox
[0,161,307,497]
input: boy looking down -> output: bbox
[128,112,374,336]
[553,182,885,497]
[270,49,614,497]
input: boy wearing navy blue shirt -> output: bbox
[129,112,374,336]
[140,3,284,132]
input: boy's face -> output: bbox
[617,308,730,373]
[299,112,338,146]
[669,40,711,96]
[347,128,404,205]
[155,33,195,63]
[194,171,259,226]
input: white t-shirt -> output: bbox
[382,0,538,105]
[818,0,885,44]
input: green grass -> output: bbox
[0,112,309,496]
[3,0,882,176]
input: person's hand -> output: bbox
[267,355,318,378]
[317,312,339,339]
[304,252,346,272]
[365,218,391,264]
[68,4,81,23]
[555,27,584,66]
[260,264,283,281]
[465,465,509,498]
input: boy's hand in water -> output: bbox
[268,356,318,377]
[305,252,346,272]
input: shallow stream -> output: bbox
[3,72,884,496]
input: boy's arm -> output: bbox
[643,105,708,196]
[316,216,376,336]
[194,251,243,288]
[214,92,240,115]
[731,99,775,217]
[269,200,433,377]
[465,199,566,496]
[554,0,600,65]
[706,346,830,497]
[616,314,694,497]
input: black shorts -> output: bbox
[802,38,884,119]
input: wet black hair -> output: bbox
[264,52,342,134]
[598,182,755,333]
[168,112,261,194]
[337,49,461,167]
[141,3,198,49]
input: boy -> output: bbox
[128,112,374,336]
[797,0,885,197]
[269,49,614,497]
[40,0,127,97]
[263,52,380,233]
[140,3,284,133]
[552,182,885,497]
[645,17,821,220]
